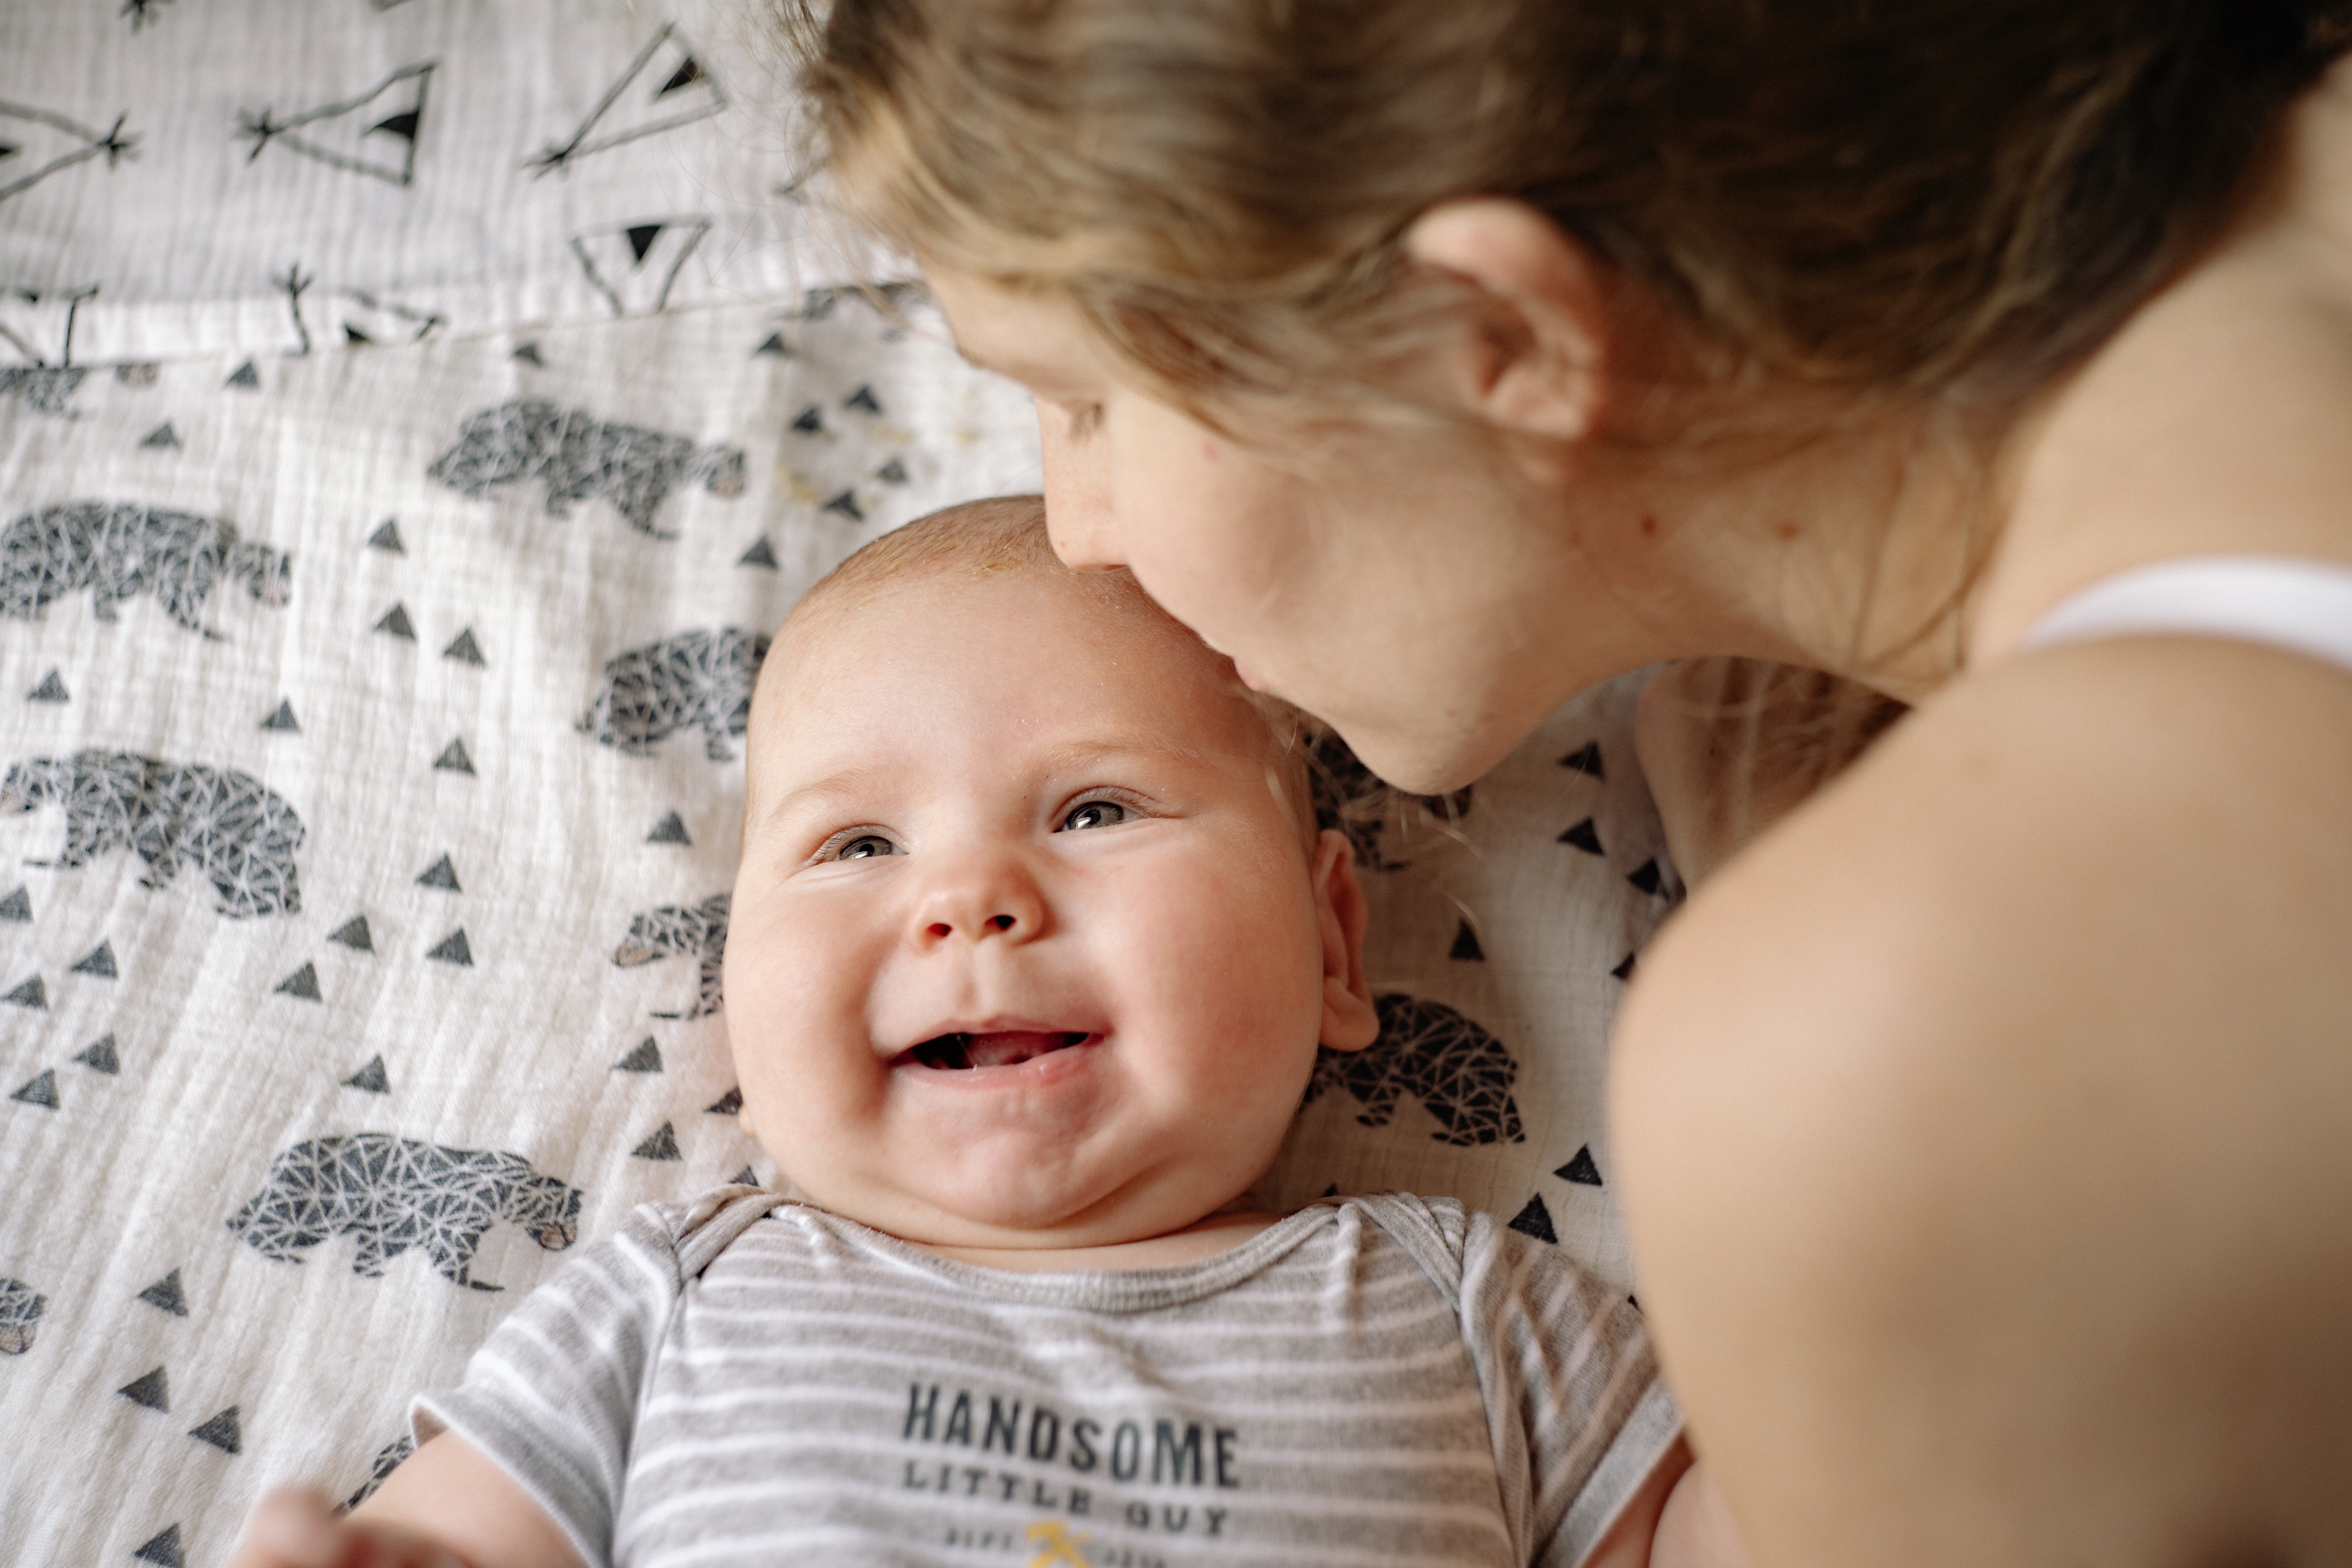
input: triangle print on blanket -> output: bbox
[0,284,97,370]
[236,64,434,188]
[570,218,711,316]
[284,271,445,352]
[527,23,728,177]
[0,102,137,206]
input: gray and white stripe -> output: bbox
[416,1189,1677,1568]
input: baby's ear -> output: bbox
[1311,829,1381,1053]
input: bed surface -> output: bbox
[0,5,1679,1562]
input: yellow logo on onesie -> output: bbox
[1027,1518,1094,1567]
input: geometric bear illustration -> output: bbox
[1305,728,1473,872]
[0,751,304,917]
[345,1434,416,1510]
[0,366,89,417]
[579,628,769,762]
[426,399,745,538]
[1303,992,1524,1147]
[612,890,729,1018]
[227,1134,582,1290]
[1,500,293,635]
[0,1276,44,1355]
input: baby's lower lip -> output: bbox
[1232,660,1265,691]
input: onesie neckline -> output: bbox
[756,1196,1355,1314]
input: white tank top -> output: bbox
[2019,555,2352,677]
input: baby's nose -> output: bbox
[925,910,1022,941]
[910,867,1047,946]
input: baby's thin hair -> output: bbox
[802,494,1060,604]
[780,496,1321,844]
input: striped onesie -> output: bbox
[415,1186,1681,1568]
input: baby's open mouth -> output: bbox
[899,1031,1094,1071]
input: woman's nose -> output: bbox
[1039,408,1124,570]
[909,856,1049,948]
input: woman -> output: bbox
[779,3,2352,1562]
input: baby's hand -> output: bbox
[228,1489,472,1568]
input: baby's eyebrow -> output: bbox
[1036,736,1205,775]
[757,763,897,832]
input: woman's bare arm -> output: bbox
[1614,639,2352,1566]
[1585,1439,1756,1568]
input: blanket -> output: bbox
[0,4,1679,1563]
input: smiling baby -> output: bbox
[230,497,1745,1568]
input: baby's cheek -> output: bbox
[722,915,826,1081]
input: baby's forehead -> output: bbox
[762,564,1254,746]
[751,564,1313,838]
[783,559,1213,676]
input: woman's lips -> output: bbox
[898,1030,1095,1071]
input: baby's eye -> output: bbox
[1062,402,1103,439]
[1059,800,1127,832]
[832,833,900,861]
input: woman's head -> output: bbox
[785,0,2345,408]
[777,1,2350,789]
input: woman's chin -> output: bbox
[1329,716,1511,797]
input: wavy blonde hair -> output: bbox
[778,0,2347,414]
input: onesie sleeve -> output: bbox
[411,1201,687,1568]
[1453,1207,1683,1568]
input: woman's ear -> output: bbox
[1311,829,1381,1053]
[1401,197,1612,447]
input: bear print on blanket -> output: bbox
[427,398,746,537]
[581,628,769,761]
[1304,993,1526,1147]
[2,500,293,635]
[612,890,729,1018]
[0,751,305,917]
[0,366,90,417]
[227,1134,583,1290]
[0,1278,44,1356]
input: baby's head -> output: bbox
[726,497,1379,1251]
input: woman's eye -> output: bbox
[834,834,900,861]
[1060,801,1127,832]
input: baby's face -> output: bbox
[726,567,1372,1250]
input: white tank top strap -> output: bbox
[2017,555,2352,677]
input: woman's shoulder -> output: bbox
[1616,635,2352,1098]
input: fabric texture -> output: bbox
[0,5,1684,1564]
[416,1187,1681,1568]
[1,0,873,364]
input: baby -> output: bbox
[232,497,1746,1568]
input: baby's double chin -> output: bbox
[892,1178,1219,1258]
[838,1134,1214,1255]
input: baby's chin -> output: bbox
[782,1160,1270,1254]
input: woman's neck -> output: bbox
[1966,60,2352,661]
[1592,392,2013,702]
